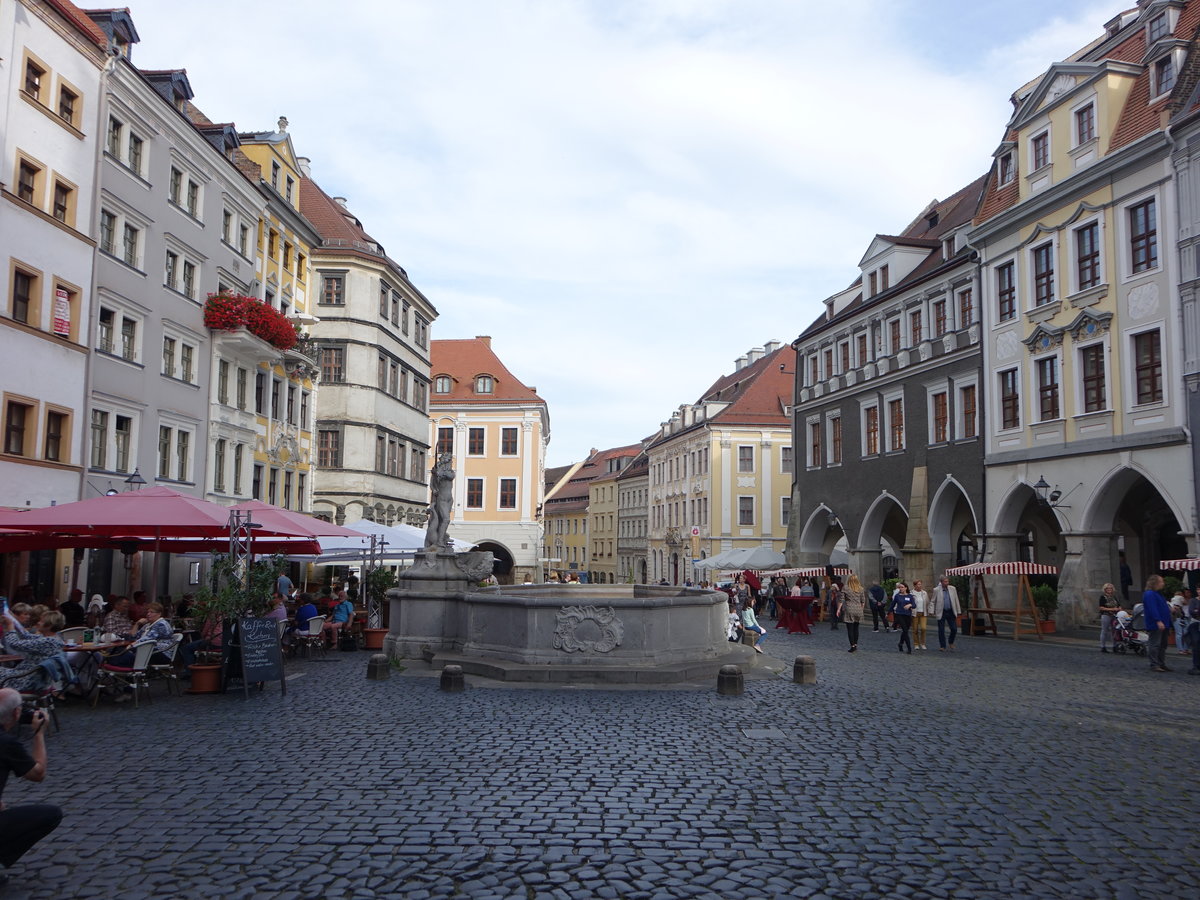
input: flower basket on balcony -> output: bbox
[204,291,298,351]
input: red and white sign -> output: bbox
[690,526,700,536]
[52,287,71,336]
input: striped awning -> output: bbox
[769,567,854,578]
[944,562,1058,576]
[1159,558,1200,571]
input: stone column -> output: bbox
[851,547,882,586]
[1058,531,1119,628]
[901,466,933,585]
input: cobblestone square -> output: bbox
[3,625,1196,899]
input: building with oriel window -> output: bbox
[970,0,1200,624]
[300,165,437,526]
[787,177,987,586]
[429,336,549,583]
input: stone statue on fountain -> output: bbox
[423,453,455,552]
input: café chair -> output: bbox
[148,634,184,696]
[12,654,76,734]
[295,616,327,659]
[94,642,155,708]
[58,627,87,644]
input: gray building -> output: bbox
[616,448,650,584]
[788,177,987,586]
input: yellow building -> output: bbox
[233,118,321,510]
[544,445,639,582]
[648,343,794,584]
[429,336,549,583]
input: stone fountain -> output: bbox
[383,456,753,684]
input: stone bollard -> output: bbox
[716,664,744,696]
[793,655,817,685]
[366,653,390,681]
[439,664,465,692]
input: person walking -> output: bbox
[1143,574,1172,672]
[868,581,889,633]
[934,575,962,651]
[1097,583,1122,653]
[910,579,929,650]
[891,583,916,653]
[837,574,868,653]
[828,578,842,631]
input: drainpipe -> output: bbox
[960,234,988,565]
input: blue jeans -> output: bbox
[937,610,957,648]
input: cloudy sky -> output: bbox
[124,0,1112,466]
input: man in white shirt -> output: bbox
[935,575,962,651]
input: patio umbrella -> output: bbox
[228,499,365,540]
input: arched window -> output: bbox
[474,374,494,394]
[433,375,451,394]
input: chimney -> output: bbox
[476,335,491,346]
[333,197,349,209]
[296,157,312,178]
[746,346,765,364]
[734,354,748,371]
[763,340,781,355]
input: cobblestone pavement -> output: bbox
[3,621,1197,900]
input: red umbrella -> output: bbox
[228,499,363,539]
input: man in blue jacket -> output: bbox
[1142,574,1172,672]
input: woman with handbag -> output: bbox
[836,574,867,652]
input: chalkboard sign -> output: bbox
[235,616,286,697]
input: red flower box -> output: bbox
[204,291,298,351]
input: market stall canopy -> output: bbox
[771,567,854,579]
[1158,558,1200,570]
[944,562,1058,576]
[311,519,474,563]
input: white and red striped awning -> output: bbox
[944,562,1058,576]
[1159,558,1200,571]
[769,567,854,578]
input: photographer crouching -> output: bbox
[0,688,61,886]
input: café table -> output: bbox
[774,596,811,634]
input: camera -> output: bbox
[19,708,36,725]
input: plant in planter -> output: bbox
[203,291,299,351]
[1031,583,1059,632]
[362,567,397,649]
[187,553,286,691]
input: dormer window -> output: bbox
[879,265,889,291]
[474,375,494,394]
[998,152,1015,185]
[1148,10,1170,42]
[1075,103,1095,145]
[434,375,451,394]
[1031,132,1049,171]
[1153,55,1176,96]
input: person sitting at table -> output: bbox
[58,590,85,628]
[0,611,66,693]
[101,597,133,638]
[287,593,319,651]
[175,594,195,620]
[179,613,222,677]
[127,591,148,624]
[266,593,288,623]
[85,594,107,628]
[102,603,174,669]
[6,605,35,631]
[323,592,355,649]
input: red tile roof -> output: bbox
[429,338,545,405]
[48,0,107,46]
[698,345,795,427]
[546,444,642,505]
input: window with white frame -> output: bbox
[998,151,1015,185]
[1074,103,1096,145]
[957,381,978,440]
[862,402,880,456]
[1079,343,1107,413]
[886,394,905,452]
[499,478,517,510]
[89,408,135,473]
[806,418,821,468]
[1128,197,1158,274]
[106,115,147,177]
[780,497,791,528]
[1031,130,1049,171]
[1133,329,1163,405]
[466,477,484,509]
[780,445,793,473]
[738,496,755,526]
[930,389,949,444]
[1074,221,1101,291]
[156,422,194,482]
[828,415,842,464]
[999,368,1020,430]
[1032,242,1055,307]
[737,445,754,473]
[1035,355,1060,421]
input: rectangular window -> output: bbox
[499,478,517,509]
[176,430,189,481]
[1129,199,1158,273]
[99,210,116,254]
[252,464,263,500]
[169,167,182,205]
[283,471,293,509]
[268,468,278,505]
[4,401,31,456]
[1155,56,1175,96]
[162,337,176,376]
[270,379,281,421]
[468,427,485,455]
[238,224,249,256]
[1076,222,1100,290]
[839,342,850,373]
[808,356,818,385]
[910,310,922,346]
[17,161,37,204]
[182,261,196,298]
[865,406,879,455]
[12,270,34,324]
[318,430,341,467]
[809,421,821,467]
[127,134,143,174]
[933,392,948,443]
[501,427,518,455]
[52,181,71,223]
[90,410,107,468]
[823,348,833,376]
[1081,345,1106,413]
[180,344,194,383]
[1037,357,1060,421]
[236,368,247,410]
[379,284,389,317]
[218,360,229,404]
[286,385,296,423]
[737,445,754,473]
[300,391,309,427]
[44,410,65,461]
[165,251,178,288]
[889,320,901,354]
[959,288,974,327]
[120,317,136,361]
[98,308,114,353]
[1134,331,1163,404]
[1032,132,1049,170]
[233,445,244,494]
[214,439,226,492]
[961,385,977,439]
[24,59,43,100]
[1075,104,1095,144]
[781,497,791,528]
[830,417,842,464]
[781,446,793,471]
[856,334,867,364]
[158,426,171,478]
[738,496,755,526]
[57,85,77,125]
[1033,243,1055,306]
[436,426,453,455]
[122,224,139,267]
[933,300,947,337]
[1149,12,1169,41]
[255,372,265,414]
[999,152,1014,185]
[222,210,232,243]
[997,262,1015,321]
[1000,369,1020,429]
[321,347,344,382]
[107,117,122,156]
[888,398,904,451]
[321,275,344,305]
[415,317,428,348]
[466,478,484,509]
[114,416,131,471]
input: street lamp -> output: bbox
[1033,475,1079,508]
[124,468,146,490]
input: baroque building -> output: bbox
[787,178,987,586]
[429,336,548,583]
[615,447,650,584]
[970,0,1200,624]
[648,343,793,585]
[300,165,436,526]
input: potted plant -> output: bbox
[362,566,397,650]
[187,553,283,692]
[1031,583,1059,633]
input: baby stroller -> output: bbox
[1112,609,1146,655]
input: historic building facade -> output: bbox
[543,444,639,582]
[615,448,650,584]
[648,343,793,585]
[429,336,549,583]
[787,179,987,586]
[300,166,437,527]
[970,0,1200,624]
